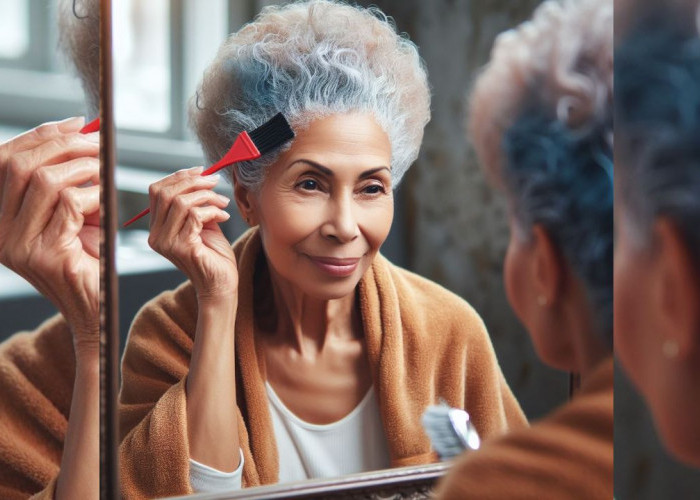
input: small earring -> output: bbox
[662,339,679,359]
[537,295,548,306]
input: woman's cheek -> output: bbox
[361,197,394,251]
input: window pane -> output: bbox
[114,0,171,132]
[0,0,29,59]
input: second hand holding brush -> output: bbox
[123,112,294,227]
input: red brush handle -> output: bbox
[122,131,260,227]
[80,118,100,134]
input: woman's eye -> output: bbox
[299,179,318,191]
[363,184,385,195]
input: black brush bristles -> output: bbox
[248,113,295,156]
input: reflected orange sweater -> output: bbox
[435,356,614,499]
[0,315,72,499]
[119,227,527,499]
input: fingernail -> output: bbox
[189,166,204,174]
[222,211,231,219]
[58,116,85,132]
[83,132,100,143]
[208,174,221,182]
[218,194,230,205]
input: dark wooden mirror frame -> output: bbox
[99,0,120,497]
[166,462,451,500]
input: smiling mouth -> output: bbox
[307,256,361,277]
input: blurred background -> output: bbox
[1,1,699,498]
[0,0,85,338]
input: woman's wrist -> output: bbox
[196,287,238,308]
[70,323,100,366]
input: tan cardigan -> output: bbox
[0,315,72,500]
[119,227,527,499]
[434,356,614,499]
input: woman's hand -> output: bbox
[0,117,100,360]
[148,168,242,472]
[148,166,237,301]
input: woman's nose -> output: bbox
[321,194,359,244]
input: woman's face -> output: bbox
[613,206,656,394]
[614,203,700,465]
[503,221,575,371]
[246,112,394,300]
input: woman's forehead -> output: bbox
[284,113,392,162]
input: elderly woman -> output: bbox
[118,0,526,497]
[435,0,613,497]
[615,0,700,469]
[0,1,99,499]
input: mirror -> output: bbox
[113,1,573,498]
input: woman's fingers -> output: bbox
[148,167,218,235]
[0,131,99,220]
[0,117,84,160]
[159,189,230,244]
[0,118,84,215]
[180,206,231,254]
[17,157,100,238]
[45,184,100,249]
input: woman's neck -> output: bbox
[255,257,360,357]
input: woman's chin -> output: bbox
[296,277,362,301]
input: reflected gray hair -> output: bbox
[189,0,430,191]
[57,0,100,119]
[469,0,614,340]
[616,2,700,265]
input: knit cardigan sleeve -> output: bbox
[0,315,74,500]
[118,283,198,499]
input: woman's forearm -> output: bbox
[186,298,240,472]
[55,354,99,500]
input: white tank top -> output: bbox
[189,383,392,492]
[266,382,391,483]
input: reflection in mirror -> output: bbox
[0,0,100,498]
[614,0,700,496]
[115,1,570,499]
[434,0,614,497]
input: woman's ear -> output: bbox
[650,217,700,361]
[231,169,257,226]
[531,224,564,306]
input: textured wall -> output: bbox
[355,0,567,420]
[615,367,700,499]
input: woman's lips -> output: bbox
[308,256,361,277]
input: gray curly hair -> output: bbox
[469,0,614,340]
[189,0,431,191]
[57,0,100,119]
[616,0,700,264]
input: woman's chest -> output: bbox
[260,337,373,425]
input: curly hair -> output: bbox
[616,2,700,267]
[57,0,100,119]
[468,0,614,341]
[189,0,430,190]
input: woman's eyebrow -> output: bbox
[288,159,391,178]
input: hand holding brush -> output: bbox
[123,113,294,227]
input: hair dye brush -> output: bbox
[80,117,100,134]
[422,399,481,460]
[123,112,294,227]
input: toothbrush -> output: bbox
[422,399,481,460]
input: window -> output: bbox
[0,0,30,60]
[0,0,85,132]
[114,0,258,171]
